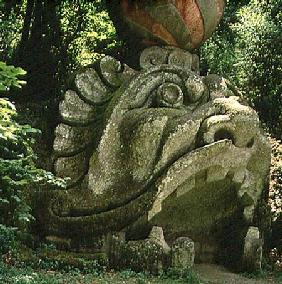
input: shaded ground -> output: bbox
[1,263,281,284]
[195,264,279,284]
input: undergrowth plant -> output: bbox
[0,62,66,258]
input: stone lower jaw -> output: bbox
[149,139,259,223]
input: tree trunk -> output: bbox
[13,0,35,64]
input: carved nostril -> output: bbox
[214,129,235,144]
[246,138,255,148]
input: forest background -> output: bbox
[0,0,281,282]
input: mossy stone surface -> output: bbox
[32,47,270,273]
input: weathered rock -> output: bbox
[242,227,263,272]
[108,230,167,274]
[149,226,171,254]
[34,47,271,272]
[54,151,89,187]
[140,46,200,73]
[53,123,93,155]
[171,237,195,273]
[59,90,96,125]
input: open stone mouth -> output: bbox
[149,139,257,223]
[50,136,256,224]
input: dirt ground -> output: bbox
[195,264,279,284]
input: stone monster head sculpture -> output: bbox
[36,46,270,266]
[34,0,271,270]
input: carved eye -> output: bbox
[185,74,206,103]
[156,83,184,108]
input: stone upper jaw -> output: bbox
[46,96,265,237]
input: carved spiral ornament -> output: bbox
[106,0,225,50]
[156,83,184,107]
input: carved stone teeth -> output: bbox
[206,166,228,183]
[176,176,195,198]
[232,167,246,184]
[233,169,257,223]
[243,206,255,224]
[238,170,256,198]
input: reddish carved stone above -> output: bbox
[108,0,226,50]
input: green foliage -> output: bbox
[0,2,25,61]
[201,0,282,135]
[0,97,48,230]
[0,243,204,284]
[0,225,16,255]
[269,138,282,267]
[0,64,66,257]
[21,245,107,274]
[163,268,203,284]
[0,64,35,231]
[0,62,26,92]
[233,0,281,132]
[60,0,119,66]
[0,262,62,284]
